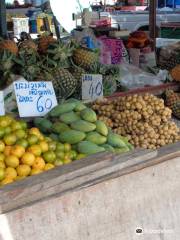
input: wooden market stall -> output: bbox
[0,142,180,239]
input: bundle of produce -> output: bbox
[0,115,79,187]
[34,99,133,155]
[92,94,180,149]
[165,90,180,119]
[158,42,180,70]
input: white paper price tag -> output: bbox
[0,91,5,116]
[14,81,58,117]
[82,74,103,101]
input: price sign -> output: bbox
[0,91,5,116]
[82,74,103,101]
[14,81,58,117]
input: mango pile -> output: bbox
[34,99,134,155]
[0,115,79,187]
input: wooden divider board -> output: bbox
[1,142,180,240]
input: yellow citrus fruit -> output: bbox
[21,152,35,166]
[4,126,12,135]
[32,157,46,170]
[63,159,72,165]
[0,167,5,181]
[27,134,39,145]
[1,177,14,186]
[16,139,29,148]
[29,127,40,136]
[15,176,26,181]
[56,143,64,152]
[54,159,64,167]
[4,146,12,156]
[19,120,27,130]
[43,150,56,163]
[55,150,65,159]
[39,141,49,153]
[3,134,17,146]
[16,164,31,177]
[38,134,44,141]
[64,143,71,152]
[30,168,43,176]
[11,145,25,158]
[44,163,55,171]
[76,153,86,160]
[14,129,26,139]
[28,145,42,157]
[0,140,5,152]
[11,121,22,131]
[0,116,11,128]
[48,141,57,151]
[0,127,5,138]
[0,161,6,169]
[0,152,5,162]
[5,167,17,180]
[5,155,19,168]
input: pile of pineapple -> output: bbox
[0,33,120,100]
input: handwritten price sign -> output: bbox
[82,74,103,101]
[0,91,5,116]
[14,81,57,117]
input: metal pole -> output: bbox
[149,0,156,50]
[0,0,7,38]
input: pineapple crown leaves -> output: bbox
[0,50,15,71]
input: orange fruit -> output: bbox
[32,157,45,170]
[11,121,22,131]
[0,167,5,181]
[44,163,55,171]
[0,140,5,152]
[15,176,26,181]
[16,139,29,149]
[16,164,31,177]
[3,134,17,146]
[21,152,35,166]
[30,169,43,176]
[28,145,42,157]
[64,143,71,152]
[1,177,14,185]
[0,161,6,169]
[0,153,5,162]
[14,129,26,139]
[43,151,56,163]
[5,155,19,168]
[11,145,25,158]
[4,146,12,156]
[5,167,17,180]
[27,134,39,145]
[39,141,49,153]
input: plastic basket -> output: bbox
[12,18,29,35]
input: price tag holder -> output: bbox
[0,91,5,116]
[82,74,103,101]
[14,81,58,117]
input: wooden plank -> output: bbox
[1,142,180,214]
[0,149,156,214]
[1,149,180,240]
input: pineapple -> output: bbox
[38,33,56,54]
[73,48,99,70]
[0,39,18,55]
[69,66,87,99]
[165,89,180,108]
[51,68,77,101]
[19,39,37,52]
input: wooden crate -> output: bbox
[1,142,180,239]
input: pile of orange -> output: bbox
[0,115,81,187]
